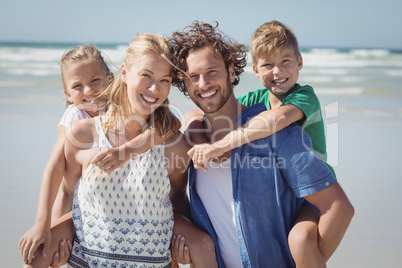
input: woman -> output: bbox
[65,32,189,267]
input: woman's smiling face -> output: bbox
[121,54,172,120]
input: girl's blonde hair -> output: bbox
[100,33,179,138]
[60,44,112,106]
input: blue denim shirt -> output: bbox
[189,103,337,268]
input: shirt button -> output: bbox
[325,182,330,186]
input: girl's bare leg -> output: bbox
[22,212,75,268]
[172,212,218,268]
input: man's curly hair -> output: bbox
[169,21,247,96]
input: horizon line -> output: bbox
[0,40,401,51]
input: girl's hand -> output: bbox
[49,239,73,268]
[91,147,127,173]
[19,225,51,264]
[171,234,191,265]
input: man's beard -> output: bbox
[193,75,234,114]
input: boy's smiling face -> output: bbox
[253,47,303,98]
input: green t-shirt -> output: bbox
[237,83,336,176]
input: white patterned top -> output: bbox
[68,116,173,268]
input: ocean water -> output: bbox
[1,43,402,267]
[1,43,402,115]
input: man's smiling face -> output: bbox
[184,46,235,114]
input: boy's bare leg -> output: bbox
[288,205,326,268]
[22,212,75,268]
[172,212,218,268]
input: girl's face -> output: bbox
[121,54,172,120]
[63,61,110,117]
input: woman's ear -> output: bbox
[121,64,127,83]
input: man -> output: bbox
[170,21,354,268]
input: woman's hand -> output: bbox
[187,143,227,171]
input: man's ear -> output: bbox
[121,64,127,83]
[252,64,259,78]
[298,54,303,70]
[228,64,236,83]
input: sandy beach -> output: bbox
[1,44,402,267]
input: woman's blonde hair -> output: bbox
[60,44,112,107]
[100,33,179,138]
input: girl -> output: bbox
[53,45,114,223]
[20,34,216,268]
[19,44,114,267]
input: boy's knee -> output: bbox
[288,225,326,268]
[288,224,317,251]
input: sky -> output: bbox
[0,0,401,49]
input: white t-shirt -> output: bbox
[58,104,91,127]
[195,158,242,268]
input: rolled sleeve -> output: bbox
[276,125,337,198]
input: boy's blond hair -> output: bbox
[250,20,300,65]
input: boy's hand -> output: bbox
[49,239,73,268]
[188,143,226,171]
[91,147,128,173]
[19,225,51,264]
[171,234,191,265]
